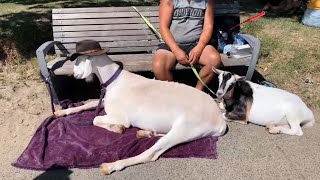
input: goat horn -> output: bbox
[212,67,223,74]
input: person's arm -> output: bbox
[188,0,214,64]
[159,0,189,65]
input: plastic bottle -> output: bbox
[223,44,251,58]
[232,32,246,45]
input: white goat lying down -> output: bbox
[54,54,227,175]
[212,67,315,136]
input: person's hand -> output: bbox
[188,45,204,65]
[173,48,189,65]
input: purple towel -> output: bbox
[12,101,218,170]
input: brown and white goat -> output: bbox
[54,54,228,175]
[212,67,315,136]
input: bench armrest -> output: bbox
[36,41,62,80]
[36,41,64,107]
[240,34,261,80]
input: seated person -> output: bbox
[152,0,221,92]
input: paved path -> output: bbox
[5,111,319,180]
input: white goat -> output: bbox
[212,67,315,136]
[54,54,227,175]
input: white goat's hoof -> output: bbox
[110,124,126,134]
[100,163,112,175]
[136,130,147,138]
[54,110,64,117]
[136,130,153,138]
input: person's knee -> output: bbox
[203,52,221,67]
[210,52,222,66]
[153,50,175,72]
[152,53,166,73]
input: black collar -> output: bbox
[95,66,123,117]
[101,67,123,88]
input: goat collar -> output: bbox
[101,67,123,88]
[95,66,122,117]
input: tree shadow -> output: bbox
[0,0,49,5]
[0,11,52,62]
[0,0,159,7]
[0,0,159,64]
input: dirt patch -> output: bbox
[0,79,51,177]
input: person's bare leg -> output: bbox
[152,49,176,81]
[196,45,221,91]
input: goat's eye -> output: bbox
[226,83,235,92]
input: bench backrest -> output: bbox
[52,0,240,56]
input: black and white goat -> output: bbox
[212,67,315,136]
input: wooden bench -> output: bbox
[36,0,261,109]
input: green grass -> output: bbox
[241,13,320,108]
[0,3,26,16]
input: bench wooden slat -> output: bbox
[51,4,239,14]
[52,9,239,20]
[52,11,159,20]
[54,35,158,43]
[52,4,239,15]
[53,29,154,38]
[55,46,158,55]
[60,40,160,48]
[52,6,159,14]
[53,17,159,26]
[48,53,252,75]
[40,1,260,106]
[112,54,252,71]
[49,2,245,72]
[53,23,159,32]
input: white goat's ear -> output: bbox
[212,67,224,74]
[234,74,246,81]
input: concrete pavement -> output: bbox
[6,110,320,180]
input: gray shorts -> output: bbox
[157,43,197,55]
